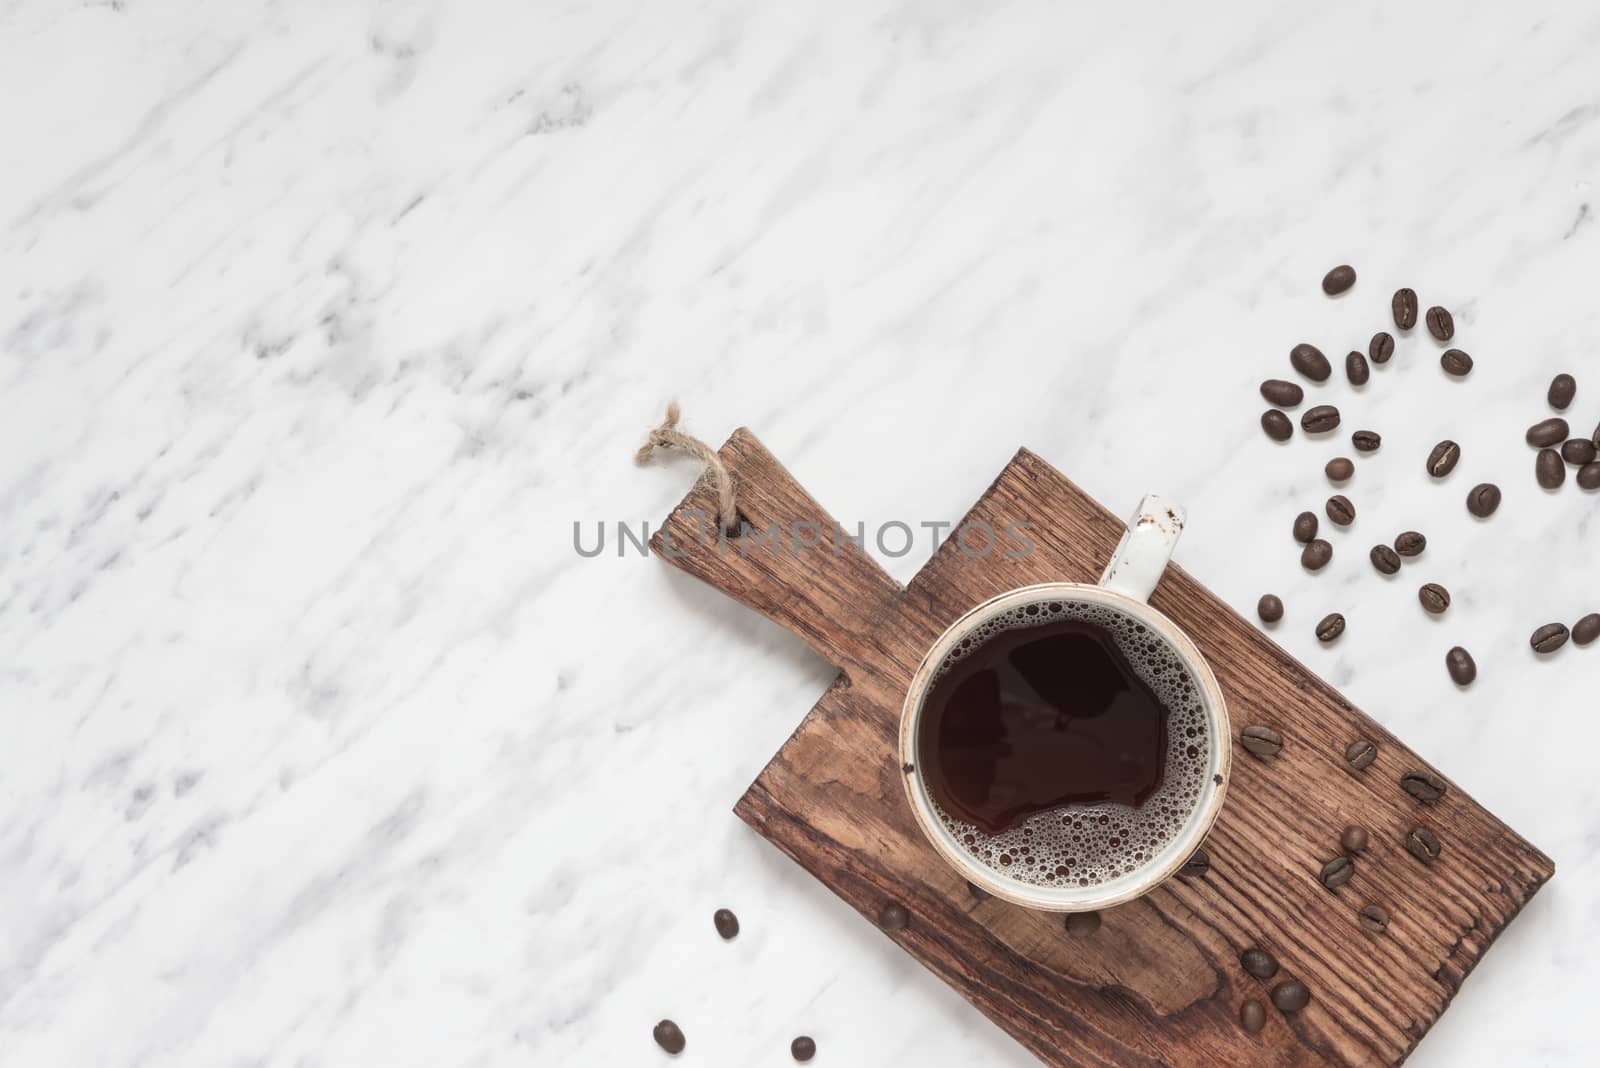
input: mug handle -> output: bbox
[1097,495,1186,604]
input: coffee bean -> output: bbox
[1562,438,1597,465]
[1418,583,1450,615]
[791,1036,817,1062]
[1394,531,1426,557]
[1580,462,1600,490]
[1392,288,1419,330]
[1548,373,1577,410]
[1240,725,1284,759]
[1240,948,1280,979]
[714,908,740,940]
[1179,848,1210,878]
[1466,482,1502,517]
[1065,910,1101,936]
[1271,981,1311,1014]
[1405,826,1441,865]
[1537,448,1565,489]
[966,880,992,902]
[1293,511,1319,543]
[1290,343,1332,382]
[1401,771,1447,804]
[1302,539,1333,571]
[654,1020,687,1055]
[1352,430,1380,453]
[1322,264,1356,295]
[1358,904,1389,935]
[1316,612,1346,642]
[1345,350,1370,385]
[1320,855,1354,889]
[1325,495,1355,526]
[1370,331,1395,363]
[1574,613,1600,646]
[1440,349,1473,377]
[1257,594,1284,623]
[1531,622,1570,653]
[1341,825,1369,852]
[1369,544,1401,575]
[1301,405,1341,434]
[1426,440,1460,478]
[1261,410,1293,442]
[1326,457,1355,482]
[1344,738,1377,771]
[1240,1000,1267,1034]
[1425,305,1454,340]
[1446,646,1477,685]
[1260,379,1305,407]
[1526,417,1570,447]
[878,903,909,931]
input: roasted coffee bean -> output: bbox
[1290,343,1332,382]
[1531,622,1570,653]
[1301,404,1341,434]
[878,903,909,931]
[1537,448,1565,489]
[1418,583,1450,615]
[1302,539,1333,571]
[1260,379,1305,407]
[1466,482,1502,517]
[1065,910,1101,936]
[654,1020,687,1055]
[1446,646,1477,685]
[1326,457,1355,482]
[714,908,740,940]
[1240,725,1284,758]
[791,1036,817,1062]
[1271,981,1311,1014]
[1369,331,1395,363]
[1562,438,1597,465]
[1180,848,1210,878]
[1426,440,1460,478]
[1322,264,1356,294]
[1293,511,1319,543]
[1401,771,1447,804]
[1526,417,1570,447]
[1394,531,1426,557]
[1440,349,1473,377]
[1369,544,1401,575]
[1392,288,1419,330]
[1240,947,1280,979]
[1320,855,1354,889]
[1352,431,1380,453]
[1257,594,1284,623]
[1580,462,1600,490]
[1261,410,1293,442]
[1405,826,1441,865]
[1345,350,1370,385]
[1549,373,1577,410]
[1344,738,1377,771]
[1240,1000,1267,1034]
[1316,612,1346,642]
[1358,904,1389,935]
[1325,495,1355,526]
[1574,613,1600,646]
[1341,825,1369,852]
[1425,305,1454,340]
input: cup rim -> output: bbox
[898,581,1230,912]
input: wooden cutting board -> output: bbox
[649,429,1553,1067]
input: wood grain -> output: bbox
[650,430,1553,1067]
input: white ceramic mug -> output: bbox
[898,496,1229,912]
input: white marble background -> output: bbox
[2,0,1598,1064]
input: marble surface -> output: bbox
[3,1,1598,1064]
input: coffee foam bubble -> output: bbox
[922,599,1210,889]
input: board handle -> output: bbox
[649,428,903,676]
